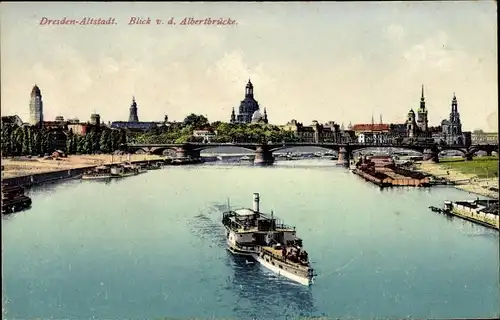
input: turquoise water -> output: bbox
[2,159,499,319]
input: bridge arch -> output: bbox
[128,146,179,155]
[439,147,468,155]
[195,145,257,153]
[269,145,338,153]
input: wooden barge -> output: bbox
[1,184,32,214]
[354,156,430,187]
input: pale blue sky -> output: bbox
[1,1,497,131]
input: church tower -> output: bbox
[129,96,139,122]
[417,85,429,132]
[449,93,462,135]
[29,84,44,127]
[406,109,417,138]
[263,107,268,124]
[230,107,236,124]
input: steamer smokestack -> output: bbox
[253,193,260,212]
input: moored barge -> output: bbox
[1,183,32,214]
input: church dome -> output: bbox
[251,110,263,122]
[408,109,415,115]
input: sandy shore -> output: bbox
[415,161,499,199]
[1,154,164,179]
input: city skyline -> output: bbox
[0,2,497,131]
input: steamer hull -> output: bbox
[223,193,315,286]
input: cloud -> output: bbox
[384,24,405,41]
[486,111,498,132]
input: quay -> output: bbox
[429,199,499,230]
[353,155,430,188]
[1,157,169,188]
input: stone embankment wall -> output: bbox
[1,166,94,187]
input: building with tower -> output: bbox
[111,96,164,132]
[404,86,432,139]
[416,85,429,132]
[129,96,139,122]
[90,113,101,127]
[29,84,44,127]
[230,80,268,124]
[440,93,467,145]
[405,109,417,138]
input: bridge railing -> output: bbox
[125,140,495,148]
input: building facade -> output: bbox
[29,84,44,127]
[230,80,268,124]
[1,115,24,127]
[471,130,498,144]
[192,129,217,143]
[280,120,347,143]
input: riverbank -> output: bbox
[1,154,164,179]
[414,158,499,199]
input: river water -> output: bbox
[2,159,499,319]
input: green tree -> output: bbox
[33,131,42,155]
[21,126,30,155]
[183,113,209,128]
[99,130,111,153]
[66,130,74,154]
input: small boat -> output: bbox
[429,206,442,213]
[110,163,144,178]
[146,162,163,170]
[82,166,112,180]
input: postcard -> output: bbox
[1,1,498,320]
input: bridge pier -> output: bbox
[254,145,274,165]
[337,147,351,167]
[423,148,439,163]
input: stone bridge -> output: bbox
[123,142,499,166]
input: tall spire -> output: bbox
[379,114,383,124]
[371,114,374,125]
[451,92,458,114]
[419,84,426,111]
[230,107,236,123]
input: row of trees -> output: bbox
[133,114,302,144]
[1,124,52,156]
[1,124,127,157]
[66,128,127,155]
